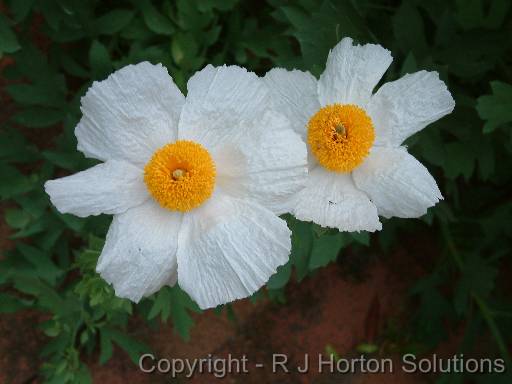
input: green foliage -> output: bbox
[1,0,511,382]
[477,81,512,133]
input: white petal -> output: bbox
[44,160,148,218]
[368,71,455,146]
[76,62,185,166]
[178,65,268,149]
[177,193,291,309]
[97,200,182,302]
[215,111,308,215]
[318,37,393,107]
[292,167,381,232]
[353,147,443,218]
[263,68,320,138]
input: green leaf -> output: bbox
[5,81,65,107]
[13,276,64,310]
[196,0,239,12]
[5,208,32,229]
[171,32,200,68]
[13,107,64,128]
[454,254,498,316]
[455,0,511,30]
[350,232,370,246]
[0,293,27,313]
[109,329,151,364]
[9,0,35,23]
[0,164,35,198]
[42,150,90,171]
[175,0,212,31]
[400,52,417,76]
[120,17,152,40]
[147,286,172,322]
[89,40,112,80]
[88,234,105,252]
[392,2,428,57]
[308,232,345,269]
[75,363,92,384]
[281,0,373,74]
[17,243,62,284]
[267,262,292,290]
[0,14,21,53]
[476,81,512,133]
[60,53,89,78]
[169,287,201,340]
[442,142,475,180]
[95,10,134,35]
[58,213,86,232]
[411,277,453,345]
[139,0,175,35]
[289,219,313,281]
[99,330,113,365]
[0,129,29,160]
[147,286,200,340]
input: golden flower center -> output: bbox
[307,104,375,173]
[144,140,216,212]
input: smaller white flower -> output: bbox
[264,37,455,232]
[45,62,307,309]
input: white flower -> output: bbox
[264,37,455,232]
[45,62,307,309]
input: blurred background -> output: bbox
[0,0,511,383]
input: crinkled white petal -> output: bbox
[178,65,269,150]
[353,147,443,218]
[215,111,307,215]
[263,68,320,138]
[44,160,148,218]
[177,193,291,309]
[368,71,455,146]
[97,200,182,302]
[292,167,381,232]
[76,62,185,166]
[318,37,392,107]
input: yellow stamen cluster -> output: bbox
[144,140,216,212]
[308,104,375,172]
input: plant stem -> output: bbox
[440,222,511,365]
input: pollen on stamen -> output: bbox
[144,141,216,212]
[308,104,375,173]
[335,123,346,136]
[172,169,186,181]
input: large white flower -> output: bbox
[45,62,307,309]
[264,37,455,232]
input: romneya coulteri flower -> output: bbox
[264,37,455,232]
[45,62,307,309]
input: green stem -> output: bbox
[472,293,511,365]
[440,222,511,365]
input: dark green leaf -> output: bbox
[309,233,345,269]
[109,329,151,364]
[0,14,21,53]
[95,10,134,35]
[9,0,35,23]
[0,293,27,313]
[476,81,512,133]
[267,262,292,290]
[139,0,175,35]
[13,107,64,128]
[99,330,113,365]
[89,40,112,80]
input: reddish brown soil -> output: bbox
[2,237,442,384]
